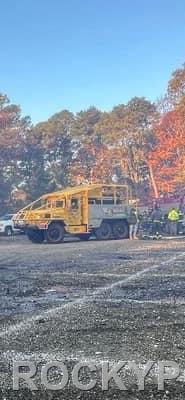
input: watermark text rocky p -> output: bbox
[13,360,181,391]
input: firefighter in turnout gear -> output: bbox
[151,206,163,237]
[168,208,179,236]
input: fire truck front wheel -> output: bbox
[45,222,65,244]
[27,228,45,244]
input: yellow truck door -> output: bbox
[66,195,88,233]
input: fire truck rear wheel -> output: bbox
[95,222,112,240]
[112,220,129,239]
[45,222,65,244]
[27,228,44,244]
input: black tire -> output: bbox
[95,222,112,240]
[45,222,65,244]
[77,234,91,241]
[112,220,129,239]
[5,226,13,237]
[27,228,44,244]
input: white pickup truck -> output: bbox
[0,214,21,236]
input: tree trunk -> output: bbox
[148,162,159,199]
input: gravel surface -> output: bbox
[1,235,185,398]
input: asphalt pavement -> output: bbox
[0,235,185,399]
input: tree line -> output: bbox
[0,63,185,213]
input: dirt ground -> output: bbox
[1,235,185,399]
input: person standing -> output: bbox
[168,208,179,236]
[129,208,139,240]
[151,206,163,236]
[177,210,184,235]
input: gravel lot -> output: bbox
[1,235,185,399]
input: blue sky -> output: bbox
[1,0,185,123]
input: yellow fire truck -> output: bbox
[13,184,132,244]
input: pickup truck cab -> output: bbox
[0,214,17,236]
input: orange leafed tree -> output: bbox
[148,109,185,196]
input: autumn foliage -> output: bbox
[0,63,185,213]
